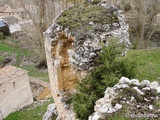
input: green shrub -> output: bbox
[72,40,137,120]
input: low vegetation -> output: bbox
[56,3,118,31]
[5,99,54,120]
[20,65,49,82]
[0,38,30,63]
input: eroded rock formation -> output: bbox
[44,31,77,120]
[44,1,131,119]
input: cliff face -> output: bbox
[44,1,131,119]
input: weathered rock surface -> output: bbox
[44,0,131,119]
[48,1,131,71]
[43,103,58,120]
[89,77,160,120]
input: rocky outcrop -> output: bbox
[44,0,131,119]
[52,2,131,71]
[89,77,160,120]
[43,103,58,120]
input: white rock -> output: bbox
[126,101,130,104]
[156,87,160,93]
[144,98,150,102]
[108,108,116,113]
[133,86,144,95]
[119,83,129,89]
[136,105,140,108]
[89,52,97,58]
[98,106,109,113]
[131,79,141,86]
[100,34,105,39]
[114,103,122,110]
[113,23,119,27]
[141,80,150,86]
[88,112,101,120]
[104,87,115,94]
[95,98,106,108]
[142,87,150,91]
[131,96,135,101]
[119,77,131,84]
[89,21,94,25]
[149,81,160,89]
[149,105,154,110]
[43,103,56,120]
[113,84,121,90]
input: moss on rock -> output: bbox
[56,3,119,32]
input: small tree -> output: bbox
[72,40,137,120]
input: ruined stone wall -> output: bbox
[44,30,76,120]
[44,1,131,119]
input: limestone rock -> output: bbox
[149,81,160,89]
[119,77,131,84]
[43,103,57,120]
[89,77,160,120]
[141,80,151,86]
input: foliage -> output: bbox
[72,40,137,120]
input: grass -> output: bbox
[0,44,13,52]
[20,65,49,82]
[0,36,49,82]
[0,39,30,63]
[5,99,54,120]
[126,48,160,82]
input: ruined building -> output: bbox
[44,0,131,119]
[0,66,33,119]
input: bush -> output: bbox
[72,40,137,120]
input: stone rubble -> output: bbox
[89,77,160,120]
[43,103,58,120]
